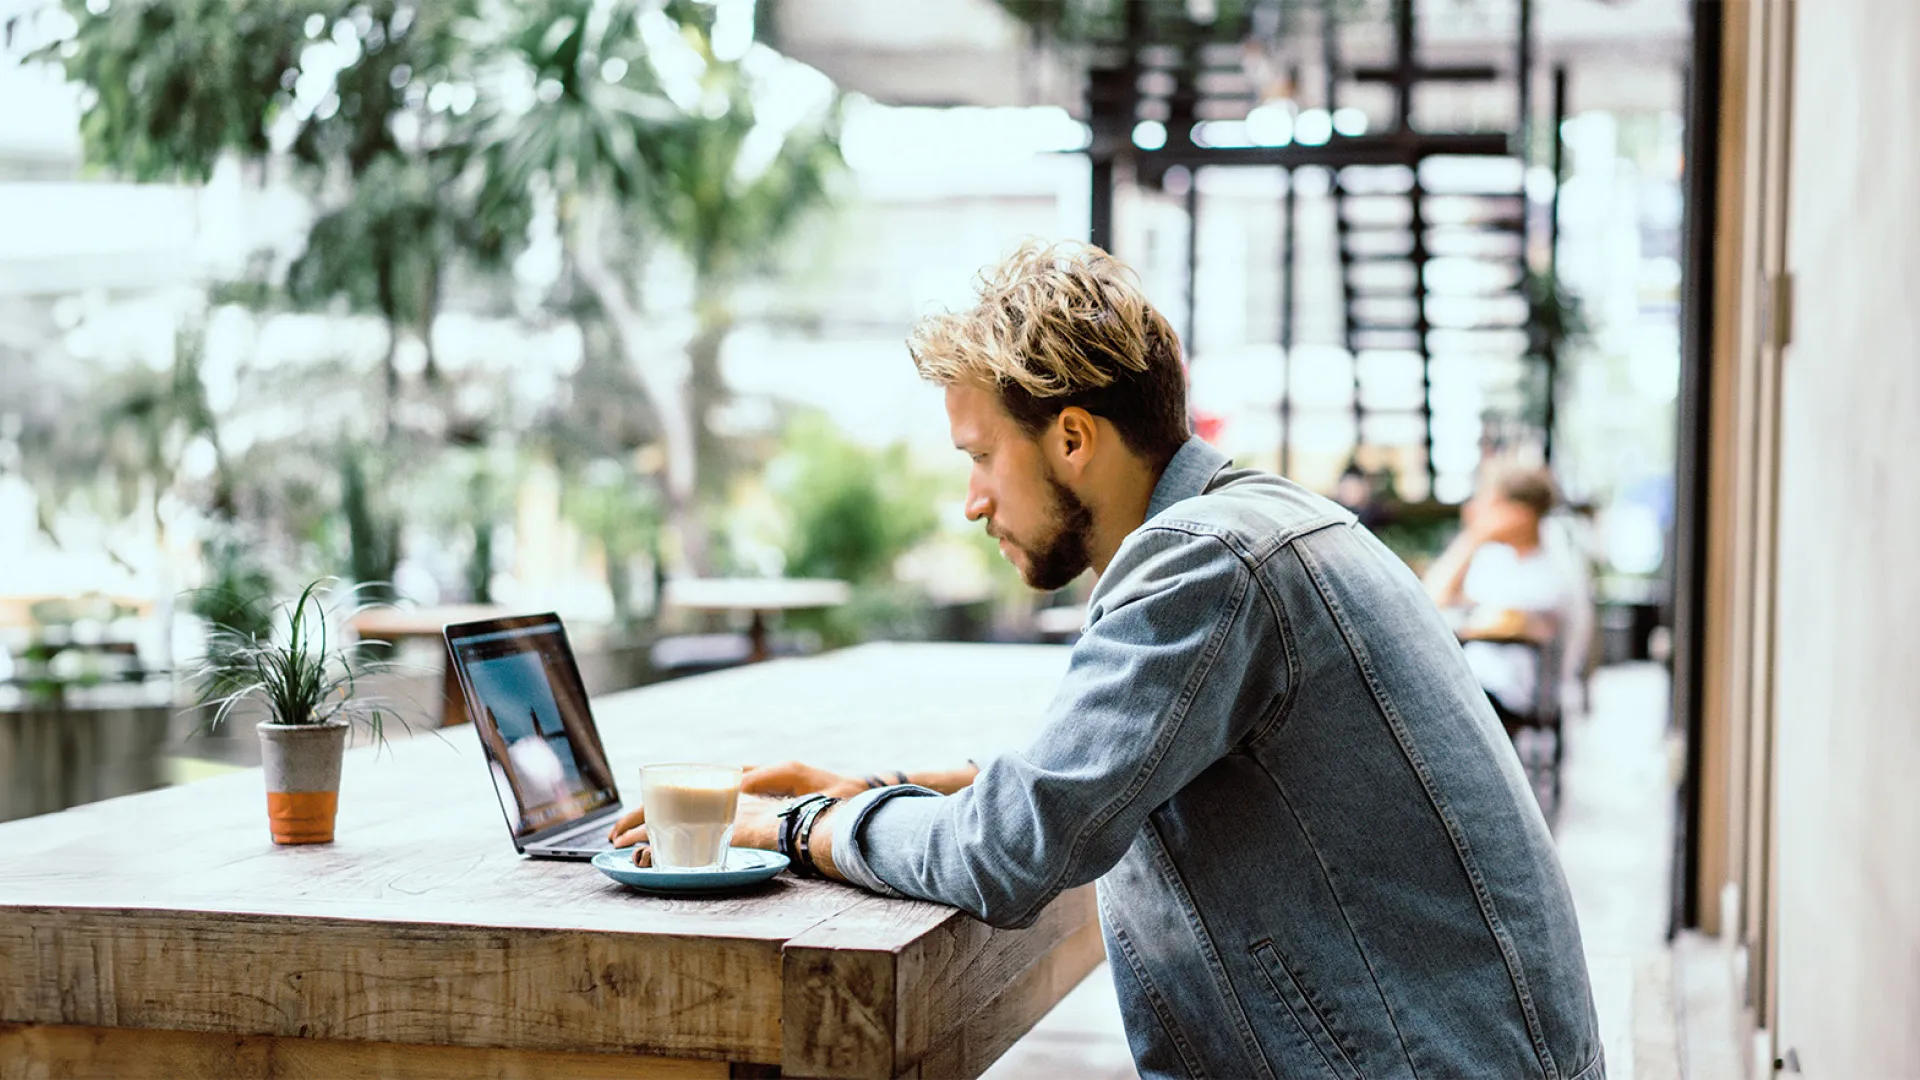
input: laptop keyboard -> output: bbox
[534,820,616,856]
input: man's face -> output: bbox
[945,383,1094,591]
[1465,492,1539,545]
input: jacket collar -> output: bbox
[1146,437,1232,521]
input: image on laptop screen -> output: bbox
[447,618,618,839]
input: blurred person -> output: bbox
[1331,459,1389,529]
[610,243,1603,1080]
[1424,464,1578,733]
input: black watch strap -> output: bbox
[794,796,841,879]
[777,795,833,868]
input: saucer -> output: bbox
[592,846,788,895]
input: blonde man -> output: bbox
[612,243,1603,1080]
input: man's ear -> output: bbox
[1054,407,1098,472]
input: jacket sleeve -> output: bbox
[832,525,1284,928]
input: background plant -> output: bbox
[759,413,942,647]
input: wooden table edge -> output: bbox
[777,886,1104,1079]
[1,900,850,1065]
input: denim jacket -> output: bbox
[835,438,1603,1080]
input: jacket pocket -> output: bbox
[1251,940,1362,1080]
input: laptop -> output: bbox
[444,612,623,860]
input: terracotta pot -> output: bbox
[257,719,349,844]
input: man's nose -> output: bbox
[965,486,992,523]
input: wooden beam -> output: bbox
[780,887,1103,1080]
[0,907,787,1063]
[1131,132,1511,170]
[1350,64,1499,83]
[0,1023,730,1080]
[1694,0,1755,941]
[900,904,1106,1080]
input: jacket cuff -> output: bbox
[830,784,937,896]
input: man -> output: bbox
[612,243,1602,1080]
[1424,464,1577,734]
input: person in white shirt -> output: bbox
[1424,464,1575,733]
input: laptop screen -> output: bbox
[447,616,619,840]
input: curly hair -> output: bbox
[907,241,1191,467]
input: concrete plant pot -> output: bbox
[257,719,349,844]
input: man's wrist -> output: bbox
[808,803,845,882]
[775,794,833,868]
[817,786,924,898]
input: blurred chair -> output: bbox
[648,632,756,680]
[1543,508,1602,716]
[1484,632,1566,819]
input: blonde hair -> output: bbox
[908,241,1190,463]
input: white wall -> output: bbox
[1772,2,1920,1073]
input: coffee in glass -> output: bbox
[638,763,743,870]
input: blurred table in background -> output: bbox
[663,578,851,663]
[348,604,505,727]
[0,682,173,824]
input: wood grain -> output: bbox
[780,885,1103,1079]
[0,906,786,1061]
[0,1023,728,1079]
[908,909,1108,1080]
[893,886,1102,1072]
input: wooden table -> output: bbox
[663,579,852,663]
[0,644,1102,1079]
[349,604,506,727]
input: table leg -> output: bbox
[440,641,470,727]
[747,611,770,664]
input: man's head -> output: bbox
[909,242,1190,590]
[1464,463,1557,547]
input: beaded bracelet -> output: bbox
[776,794,833,869]
[793,796,840,879]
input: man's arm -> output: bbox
[1424,526,1487,609]
[739,761,981,799]
[813,526,1280,928]
[606,763,981,851]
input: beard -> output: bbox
[1003,473,1095,592]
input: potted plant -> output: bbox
[191,580,399,845]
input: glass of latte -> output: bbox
[638,764,743,870]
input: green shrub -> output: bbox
[766,414,943,647]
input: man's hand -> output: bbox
[741,760,867,799]
[604,757,960,874]
[606,795,788,867]
[1425,507,1496,609]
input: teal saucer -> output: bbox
[592,846,788,895]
